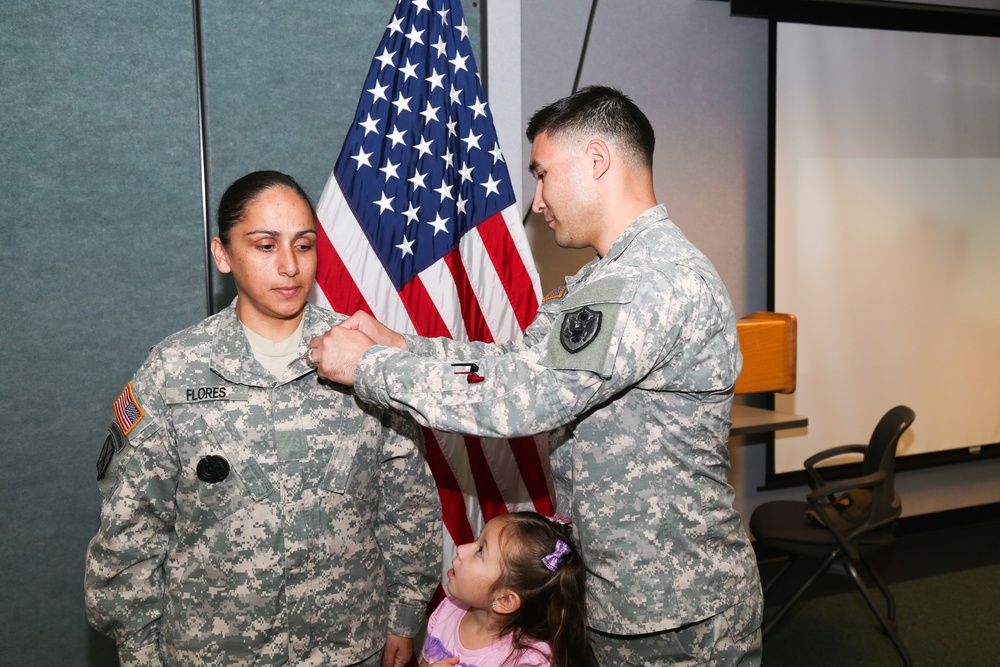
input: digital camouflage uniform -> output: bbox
[353,206,762,654]
[85,302,441,667]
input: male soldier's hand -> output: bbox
[308,325,375,386]
[339,311,407,350]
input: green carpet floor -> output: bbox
[761,563,1000,665]
[758,514,1000,666]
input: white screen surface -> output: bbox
[773,23,1000,475]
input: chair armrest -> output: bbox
[804,444,867,469]
[804,444,867,488]
[806,471,885,505]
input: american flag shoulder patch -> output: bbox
[113,382,144,435]
[542,283,567,303]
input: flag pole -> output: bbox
[521,0,599,225]
[573,0,599,94]
[191,0,214,316]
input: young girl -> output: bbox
[421,512,596,667]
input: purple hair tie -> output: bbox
[542,539,571,571]
[548,513,572,525]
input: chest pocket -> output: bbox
[313,395,365,496]
[167,397,275,523]
[540,275,638,378]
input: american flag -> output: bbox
[310,0,554,582]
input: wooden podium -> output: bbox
[731,312,805,436]
[735,312,797,395]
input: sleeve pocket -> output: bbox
[540,275,638,378]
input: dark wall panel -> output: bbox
[0,2,480,664]
[0,2,203,664]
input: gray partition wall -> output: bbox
[0,2,479,664]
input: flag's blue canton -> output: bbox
[334,0,516,291]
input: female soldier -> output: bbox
[85,171,440,667]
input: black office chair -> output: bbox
[749,405,916,666]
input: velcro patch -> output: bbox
[113,383,144,435]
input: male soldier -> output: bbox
[309,87,763,665]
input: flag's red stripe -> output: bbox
[463,435,510,522]
[477,212,540,333]
[398,275,452,339]
[422,428,475,546]
[315,219,372,316]
[443,247,494,344]
[508,437,555,515]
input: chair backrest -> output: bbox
[862,405,916,526]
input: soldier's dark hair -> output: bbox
[525,85,655,170]
[216,170,315,246]
[490,512,597,667]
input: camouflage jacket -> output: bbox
[85,302,441,666]
[355,206,761,634]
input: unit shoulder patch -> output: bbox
[560,306,602,353]
[96,421,126,481]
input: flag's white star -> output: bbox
[480,174,501,197]
[380,158,400,181]
[449,85,463,105]
[461,129,482,152]
[425,69,445,92]
[386,125,407,148]
[428,212,450,235]
[408,169,428,190]
[446,119,458,137]
[434,180,454,201]
[414,136,434,158]
[399,59,419,81]
[392,93,412,115]
[436,8,450,25]
[375,47,395,70]
[456,194,468,215]
[402,202,420,224]
[350,146,373,170]
[457,19,469,41]
[441,146,455,167]
[449,52,469,73]
[413,0,430,12]
[396,236,415,257]
[419,101,440,124]
[367,80,389,103]
[358,113,380,136]
[387,15,404,36]
[489,142,505,164]
[431,35,448,58]
[469,96,487,119]
[374,191,394,214]
[405,25,425,47]
[458,163,474,183]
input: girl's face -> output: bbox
[211,186,317,340]
[446,516,508,610]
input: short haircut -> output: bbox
[526,85,655,169]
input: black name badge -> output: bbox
[560,306,602,353]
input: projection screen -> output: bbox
[771,20,1000,475]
